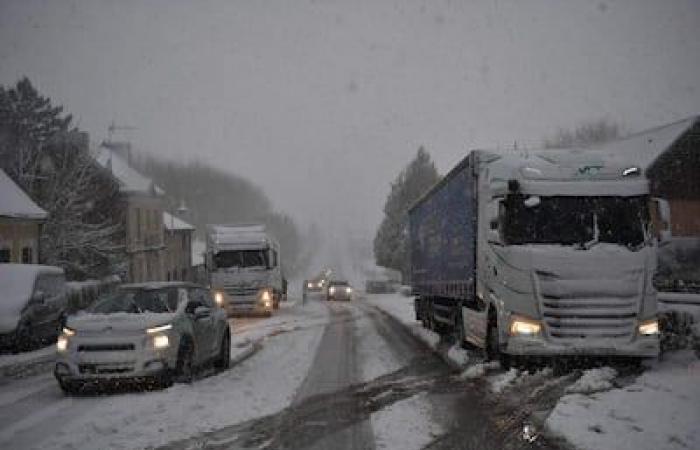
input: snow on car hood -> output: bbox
[66,312,177,333]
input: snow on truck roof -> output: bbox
[207,224,277,247]
[0,169,47,220]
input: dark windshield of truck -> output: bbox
[90,288,180,314]
[502,195,650,249]
[214,250,269,269]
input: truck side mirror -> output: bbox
[487,199,503,244]
[652,198,671,246]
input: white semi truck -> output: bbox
[411,150,663,366]
[206,224,285,316]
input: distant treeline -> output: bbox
[132,153,310,277]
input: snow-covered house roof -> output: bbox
[94,147,164,195]
[163,211,195,232]
[588,115,700,173]
[0,169,47,220]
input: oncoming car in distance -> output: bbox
[326,280,353,301]
[54,282,230,394]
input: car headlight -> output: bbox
[307,282,313,289]
[214,291,224,306]
[62,327,76,337]
[147,324,173,334]
[345,287,352,294]
[153,335,170,349]
[509,316,541,336]
[638,319,659,336]
[57,335,69,352]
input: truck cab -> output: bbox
[206,224,284,316]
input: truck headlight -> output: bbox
[307,282,313,289]
[509,316,541,336]
[329,287,336,295]
[153,335,170,349]
[345,287,352,294]
[214,291,224,306]
[57,335,69,352]
[638,319,659,336]
[260,289,272,302]
[62,327,76,337]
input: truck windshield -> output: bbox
[214,249,269,269]
[502,195,650,249]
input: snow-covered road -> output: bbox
[0,296,555,450]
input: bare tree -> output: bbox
[544,118,621,149]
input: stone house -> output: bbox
[0,168,47,263]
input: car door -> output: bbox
[28,274,60,338]
[185,289,215,364]
[197,288,221,359]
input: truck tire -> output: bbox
[454,310,468,349]
[486,313,511,370]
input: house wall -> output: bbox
[0,218,41,263]
[124,194,165,283]
[164,229,193,281]
[669,199,700,236]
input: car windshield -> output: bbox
[90,288,180,314]
[214,250,269,269]
[502,195,650,249]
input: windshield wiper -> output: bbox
[577,213,600,250]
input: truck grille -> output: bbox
[78,344,135,352]
[224,286,258,296]
[536,270,642,341]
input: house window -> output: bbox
[21,247,33,264]
[0,248,10,263]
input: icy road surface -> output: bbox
[0,296,555,450]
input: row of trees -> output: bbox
[374,120,621,281]
[0,78,124,279]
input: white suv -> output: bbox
[54,282,230,394]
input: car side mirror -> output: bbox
[487,199,503,245]
[194,305,211,320]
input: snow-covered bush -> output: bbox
[659,310,696,353]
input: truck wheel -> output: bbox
[454,312,468,349]
[487,319,511,370]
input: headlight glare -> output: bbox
[62,327,76,336]
[638,319,659,336]
[214,291,224,306]
[153,334,170,349]
[57,335,69,352]
[260,289,272,302]
[509,316,541,336]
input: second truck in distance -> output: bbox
[206,224,285,316]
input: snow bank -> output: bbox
[489,368,519,393]
[371,392,443,450]
[366,293,469,368]
[546,350,700,450]
[565,367,617,394]
[460,361,500,380]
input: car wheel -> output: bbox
[175,339,194,383]
[214,331,231,371]
[58,380,82,395]
[13,323,33,353]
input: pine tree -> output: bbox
[374,147,440,280]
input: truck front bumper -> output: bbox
[224,295,273,316]
[505,334,659,358]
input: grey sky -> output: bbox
[1,0,698,239]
